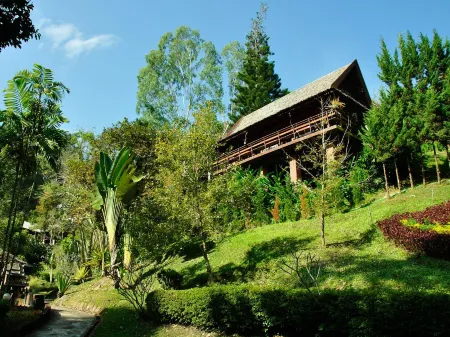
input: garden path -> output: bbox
[26,306,96,337]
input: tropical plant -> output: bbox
[93,147,143,286]
[73,266,89,284]
[56,273,72,298]
[117,262,156,318]
[0,64,69,291]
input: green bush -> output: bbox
[157,268,183,290]
[56,273,72,298]
[0,299,10,320]
[147,285,450,336]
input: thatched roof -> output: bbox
[223,60,359,139]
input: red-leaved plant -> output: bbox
[377,201,450,260]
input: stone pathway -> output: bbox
[26,307,96,337]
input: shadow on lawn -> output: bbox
[327,224,378,249]
[181,236,314,288]
[93,306,158,337]
[327,250,450,291]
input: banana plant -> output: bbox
[93,147,143,285]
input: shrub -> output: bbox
[56,273,72,298]
[270,196,281,223]
[300,186,311,219]
[157,268,183,290]
[118,263,156,318]
[0,299,9,320]
[378,201,450,259]
[73,266,89,284]
[29,276,57,294]
[147,285,450,336]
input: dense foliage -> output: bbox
[0,64,69,291]
[147,285,450,337]
[136,26,223,125]
[361,31,450,193]
[0,0,40,52]
[378,201,450,259]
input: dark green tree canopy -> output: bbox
[0,0,40,52]
[229,3,288,123]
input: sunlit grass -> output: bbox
[56,180,450,336]
[170,180,450,293]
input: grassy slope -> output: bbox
[172,181,450,294]
[55,181,450,336]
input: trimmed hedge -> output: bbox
[147,285,450,336]
[378,201,450,259]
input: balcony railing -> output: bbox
[216,111,352,171]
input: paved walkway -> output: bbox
[27,307,96,337]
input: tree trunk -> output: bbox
[433,143,441,184]
[419,146,426,185]
[110,240,119,288]
[123,233,132,269]
[320,183,326,246]
[446,143,450,173]
[382,162,390,199]
[407,158,414,189]
[0,162,21,288]
[394,159,401,191]
[320,211,326,246]
[201,239,213,283]
[49,252,53,284]
[99,230,106,277]
[1,183,22,291]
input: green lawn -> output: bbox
[170,180,450,294]
[55,180,450,336]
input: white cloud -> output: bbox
[64,34,119,58]
[40,19,118,58]
[42,23,78,48]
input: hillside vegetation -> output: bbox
[56,181,450,336]
[169,181,450,294]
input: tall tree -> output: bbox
[360,93,395,199]
[419,31,450,180]
[0,64,69,290]
[137,26,223,126]
[0,0,40,52]
[367,31,450,188]
[230,3,288,123]
[154,105,224,282]
[221,41,245,126]
[295,97,350,246]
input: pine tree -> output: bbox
[417,31,450,183]
[360,92,395,198]
[229,3,288,123]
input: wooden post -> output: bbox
[289,158,302,182]
[260,167,267,177]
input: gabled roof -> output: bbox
[223,60,366,140]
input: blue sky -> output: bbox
[0,0,449,133]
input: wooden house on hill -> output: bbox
[217,60,371,181]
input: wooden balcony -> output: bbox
[216,111,352,172]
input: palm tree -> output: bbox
[93,147,143,287]
[0,64,69,291]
